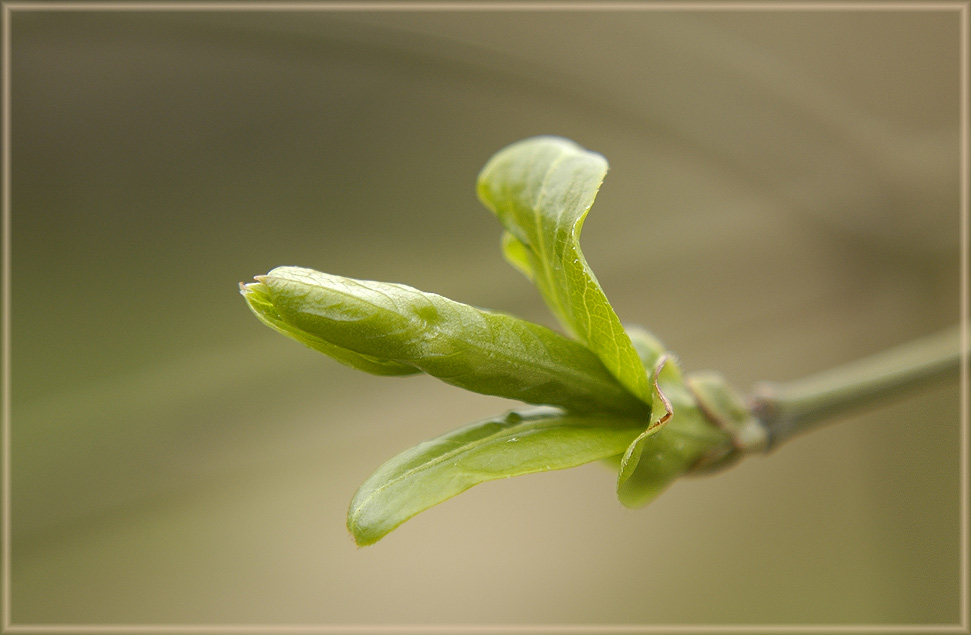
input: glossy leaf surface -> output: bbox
[348,408,645,545]
[241,279,418,376]
[249,266,648,415]
[477,136,651,405]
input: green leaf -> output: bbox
[249,266,649,415]
[241,280,419,376]
[477,136,651,405]
[500,230,534,281]
[616,355,730,508]
[348,408,645,546]
[615,356,675,507]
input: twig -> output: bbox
[751,325,965,450]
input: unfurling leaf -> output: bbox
[500,231,534,281]
[241,279,418,376]
[477,136,651,405]
[243,266,648,415]
[347,408,644,546]
[616,352,731,509]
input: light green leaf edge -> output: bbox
[240,279,419,376]
[477,136,651,405]
[251,266,649,415]
[348,407,645,546]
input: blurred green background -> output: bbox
[7,7,962,626]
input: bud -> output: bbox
[616,354,733,507]
[686,372,768,473]
[612,324,768,506]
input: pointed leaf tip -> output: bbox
[348,408,645,545]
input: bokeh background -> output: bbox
[7,6,964,627]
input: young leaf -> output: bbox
[477,136,651,405]
[616,355,730,508]
[500,231,534,282]
[347,408,645,546]
[249,266,649,415]
[615,356,675,507]
[241,279,419,376]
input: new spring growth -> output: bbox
[241,267,648,415]
[241,137,771,545]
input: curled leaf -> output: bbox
[348,408,645,546]
[477,136,651,405]
[616,354,730,508]
[244,266,648,415]
[241,279,418,376]
[616,355,676,507]
[500,231,534,282]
